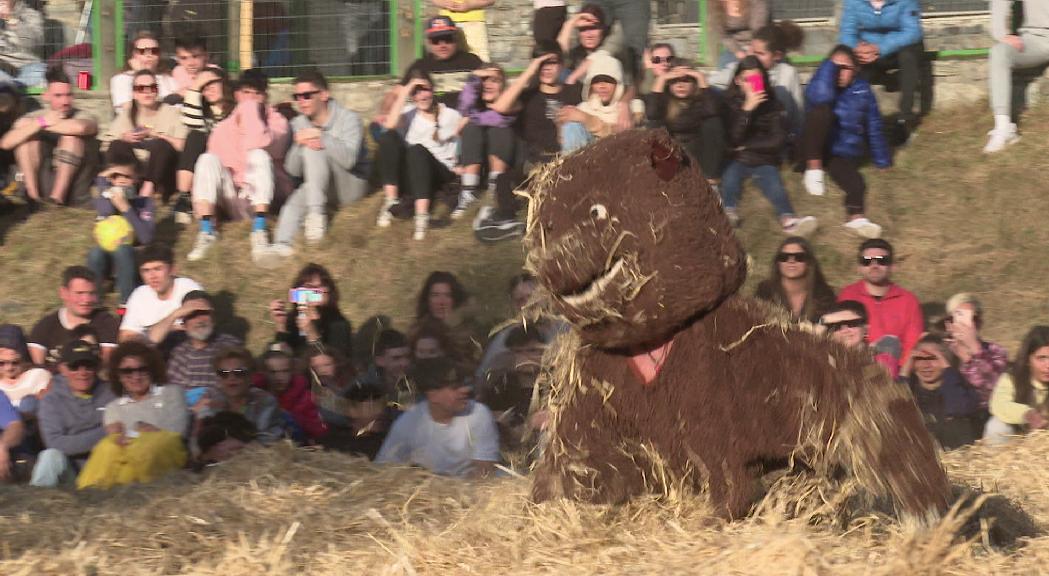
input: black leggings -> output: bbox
[139,138,178,200]
[459,123,517,168]
[376,130,455,204]
[801,104,866,216]
[178,129,208,173]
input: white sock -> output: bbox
[486,171,503,190]
[994,114,1012,132]
[462,173,480,189]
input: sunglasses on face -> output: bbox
[411,85,434,96]
[823,318,865,333]
[216,368,249,378]
[859,255,892,267]
[651,56,671,64]
[135,47,160,56]
[118,366,150,376]
[68,361,98,371]
[133,83,159,93]
[912,355,939,363]
[776,252,808,263]
[0,360,21,368]
[293,90,320,101]
[429,36,455,45]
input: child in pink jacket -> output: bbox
[188,69,291,265]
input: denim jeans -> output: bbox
[590,0,650,78]
[0,62,47,88]
[720,161,794,217]
[87,244,139,305]
[29,448,77,487]
[560,122,594,153]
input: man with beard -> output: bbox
[29,266,120,371]
[165,290,241,408]
[837,238,923,369]
[118,244,202,346]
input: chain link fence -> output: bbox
[2,0,96,89]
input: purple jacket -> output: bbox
[94,191,157,246]
[457,75,516,128]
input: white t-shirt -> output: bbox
[375,400,500,477]
[0,368,51,407]
[119,277,203,335]
[110,71,179,113]
[400,104,462,170]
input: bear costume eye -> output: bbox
[589,204,608,221]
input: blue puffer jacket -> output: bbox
[805,59,891,168]
[839,0,923,57]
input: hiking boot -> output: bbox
[803,169,825,196]
[187,231,217,261]
[844,217,882,239]
[304,213,326,244]
[173,192,193,225]
[983,124,1020,154]
[475,215,526,243]
[413,213,429,241]
[450,189,477,220]
[782,215,818,238]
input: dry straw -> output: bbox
[1,432,1048,575]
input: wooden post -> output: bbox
[240,0,254,70]
[96,0,119,84]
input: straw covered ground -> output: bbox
[0,432,1048,575]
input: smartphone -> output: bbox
[289,287,323,305]
[745,74,765,94]
[952,308,974,328]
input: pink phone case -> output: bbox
[746,75,765,93]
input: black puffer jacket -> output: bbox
[725,92,786,167]
[645,90,725,177]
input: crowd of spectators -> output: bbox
[0,1,1046,488]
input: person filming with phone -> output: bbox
[942,293,1009,410]
[269,263,352,358]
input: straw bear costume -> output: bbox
[525,129,950,520]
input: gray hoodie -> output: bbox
[0,2,44,68]
[992,0,1049,41]
[287,100,369,177]
[38,376,116,463]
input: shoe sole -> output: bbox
[788,218,819,238]
[844,224,882,239]
[983,136,1020,154]
[476,226,525,242]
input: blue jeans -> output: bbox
[720,162,794,217]
[0,62,47,88]
[561,122,594,153]
[590,0,650,77]
[87,245,139,304]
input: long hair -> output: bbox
[128,69,157,127]
[202,66,235,121]
[415,271,469,321]
[764,236,834,321]
[124,30,170,74]
[727,55,776,111]
[108,341,167,396]
[1012,326,1049,407]
[754,20,804,55]
[291,263,341,310]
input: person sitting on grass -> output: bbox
[269,263,353,358]
[210,346,286,445]
[984,0,1049,153]
[165,290,242,407]
[375,70,464,241]
[721,56,817,236]
[476,323,548,455]
[375,357,500,478]
[28,266,120,371]
[319,380,401,460]
[0,381,25,481]
[76,341,188,489]
[30,340,116,487]
[0,0,46,88]
[171,34,211,97]
[819,300,900,379]
[118,243,203,347]
[272,68,369,255]
[984,325,1049,445]
[0,324,50,416]
[87,143,157,307]
[943,292,1009,410]
[109,31,179,112]
[254,343,327,443]
[559,51,631,152]
[905,334,984,450]
[0,66,99,207]
[754,236,836,324]
[414,271,485,366]
[800,45,889,239]
[452,64,516,220]
[171,67,233,225]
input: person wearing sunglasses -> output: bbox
[434,0,495,61]
[209,346,286,445]
[800,45,889,239]
[272,68,368,256]
[86,144,156,307]
[165,290,241,407]
[76,341,188,489]
[819,300,899,379]
[902,334,983,451]
[754,236,835,324]
[30,339,116,487]
[110,30,178,113]
[837,238,923,369]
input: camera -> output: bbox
[289,287,323,305]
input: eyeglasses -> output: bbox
[293,90,320,101]
[776,252,808,264]
[68,361,98,371]
[429,36,455,45]
[0,360,21,368]
[216,368,249,378]
[651,56,671,64]
[133,83,159,93]
[822,318,865,332]
[135,47,160,56]
[859,255,892,267]
[118,366,150,376]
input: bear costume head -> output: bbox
[523,130,746,350]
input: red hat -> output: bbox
[426,16,458,38]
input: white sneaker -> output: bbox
[376,198,396,227]
[803,169,825,196]
[250,229,271,257]
[413,214,429,241]
[782,215,818,238]
[983,124,1020,154]
[450,189,477,220]
[187,231,217,261]
[304,213,326,244]
[271,243,295,258]
[844,217,883,239]
[472,205,494,231]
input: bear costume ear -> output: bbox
[649,138,688,182]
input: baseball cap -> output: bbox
[425,16,458,39]
[59,339,100,366]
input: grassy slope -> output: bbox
[0,103,1046,353]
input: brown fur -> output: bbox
[525,130,950,520]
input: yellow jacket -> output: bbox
[989,373,1048,425]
